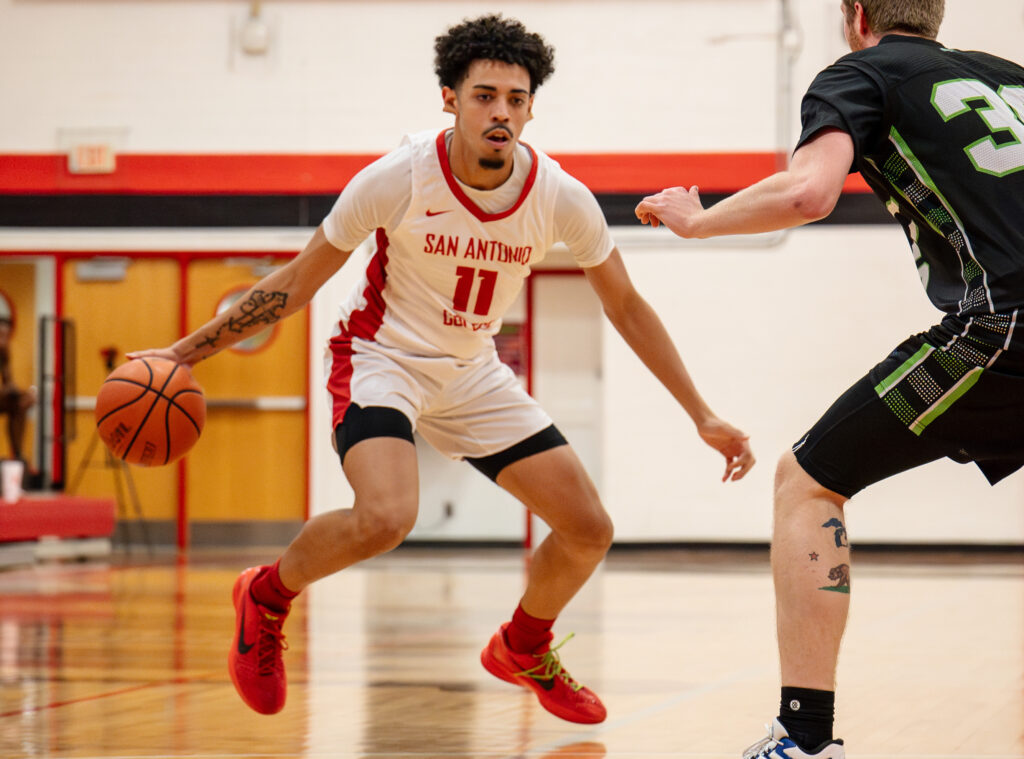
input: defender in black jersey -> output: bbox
[637,1,1023,757]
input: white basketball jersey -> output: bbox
[333,130,563,359]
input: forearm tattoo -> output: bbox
[195,290,288,352]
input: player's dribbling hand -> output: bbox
[697,417,755,482]
[125,347,193,368]
[634,185,705,238]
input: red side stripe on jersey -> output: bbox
[434,130,539,222]
[346,228,390,340]
[327,227,390,428]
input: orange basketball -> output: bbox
[95,357,206,467]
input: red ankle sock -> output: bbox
[505,603,555,654]
[250,560,299,613]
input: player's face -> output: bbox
[443,59,534,174]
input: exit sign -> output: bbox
[68,143,116,174]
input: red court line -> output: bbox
[0,673,218,719]
[0,594,115,620]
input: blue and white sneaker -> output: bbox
[742,718,845,758]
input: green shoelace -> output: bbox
[513,632,583,692]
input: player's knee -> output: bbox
[774,450,845,510]
[774,451,802,493]
[564,503,614,556]
[593,509,614,551]
[357,504,416,552]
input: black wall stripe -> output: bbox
[0,192,895,229]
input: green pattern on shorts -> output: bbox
[875,323,1003,436]
[931,347,969,379]
[873,344,932,396]
[882,388,918,426]
[910,368,984,435]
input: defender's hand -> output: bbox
[697,417,755,482]
[635,185,705,238]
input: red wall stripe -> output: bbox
[0,154,379,195]
[0,152,872,195]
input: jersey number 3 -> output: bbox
[931,79,1024,177]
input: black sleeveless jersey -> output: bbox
[798,35,1024,316]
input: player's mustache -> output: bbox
[484,127,513,139]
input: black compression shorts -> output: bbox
[334,404,568,481]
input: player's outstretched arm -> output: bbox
[128,225,352,367]
[634,129,854,239]
[584,249,755,482]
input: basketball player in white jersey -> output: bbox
[130,14,754,724]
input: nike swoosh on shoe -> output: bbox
[237,606,255,654]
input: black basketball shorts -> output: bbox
[793,313,1024,498]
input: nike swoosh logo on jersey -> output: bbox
[237,606,255,654]
[426,209,452,216]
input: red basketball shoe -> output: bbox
[228,566,289,714]
[481,623,606,724]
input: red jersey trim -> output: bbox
[327,227,390,428]
[344,227,390,341]
[434,130,539,222]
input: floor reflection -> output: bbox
[0,547,1020,758]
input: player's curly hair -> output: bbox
[434,14,555,94]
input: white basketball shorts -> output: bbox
[326,336,553,460]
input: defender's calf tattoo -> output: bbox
[821,517,848,547]
[195,290,288,351]
[819,563,851,594]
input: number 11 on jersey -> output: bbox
[452,266,498,316]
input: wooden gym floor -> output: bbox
[0,545,1021,759]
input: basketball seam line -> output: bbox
[122,360,179,466]
[98,382,202,430]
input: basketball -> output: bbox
[95,357,206,467]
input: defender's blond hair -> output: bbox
[842,0,944,38]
